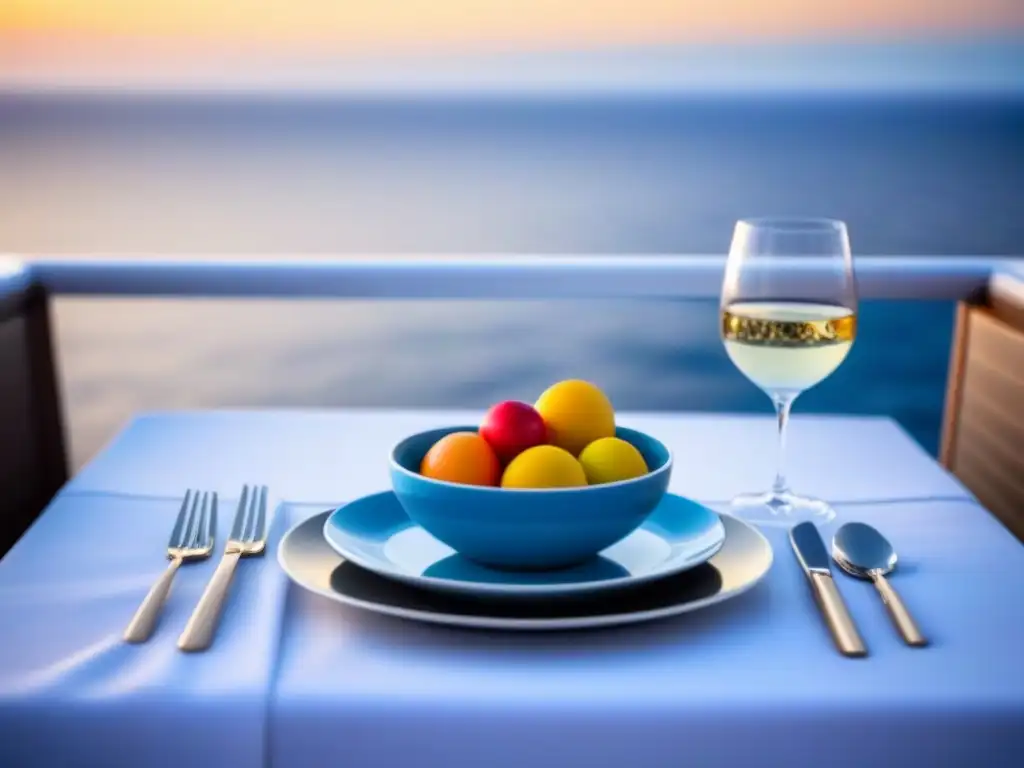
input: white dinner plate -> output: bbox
[279,510,773,632]
[320,491,727,598]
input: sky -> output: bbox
[2,1,1023,90]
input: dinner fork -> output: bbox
[124,489,217,644]
[177,484,268,652]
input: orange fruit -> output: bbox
[420,432,501,486]
[500,445,588,489]
[534,379,616,456]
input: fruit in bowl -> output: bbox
[390,380,672,570]
[420,431,501,487]
[417,379,648,491]
[479,400,547,464]
[534,379,616,457]
[501,445,587,489]
[578,437,649,485]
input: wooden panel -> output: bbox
[944,302,1024,543]
[962,308,1024,382]
[989,273,1024,331]
[940,301,970,467]
[0,316,37,528]
[953,413,1024,500]
[0,288,68,557]
[958,362,1024,459]
[954,441,1024,543]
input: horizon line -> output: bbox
[2,36,1021,94]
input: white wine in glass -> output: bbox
[720,218,857,526]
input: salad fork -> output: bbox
[124,489,217,643]
[177,484,268,652]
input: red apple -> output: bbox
[480,400,548,463]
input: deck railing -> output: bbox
[6,254,1019,299]
[2,253,1023,554]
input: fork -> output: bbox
[124,489,217,643]
[177,484,268,652]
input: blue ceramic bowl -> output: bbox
[389,425,672,570]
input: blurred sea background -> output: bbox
[2,4,1023,470]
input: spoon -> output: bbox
[832,522,928,647]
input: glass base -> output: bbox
[729,489,836,528]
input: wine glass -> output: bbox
[720,217,857,526]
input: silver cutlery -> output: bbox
[177,484,268,652]
[833,522,928,647]
[124,489,216,644]
[790,521,867,658]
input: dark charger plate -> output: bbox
[279,511,773,631]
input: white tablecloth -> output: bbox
[2,408,1020,768]
[271,498,1024,768]
[65,409,970,505]
[0,490,290,768]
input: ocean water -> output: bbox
[2,93,1022,468]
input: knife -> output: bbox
[790,522,868,658]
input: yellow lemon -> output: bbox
[578,437,650,485]
[534,379,616,456]
[500,445,588,489]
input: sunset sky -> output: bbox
[2,1,1023,89]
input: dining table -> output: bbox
[0,407,1021,768]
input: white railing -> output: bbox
[3,254,1023,301]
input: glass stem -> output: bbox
[771,394,796,496]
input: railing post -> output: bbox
[0,260,68,556]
